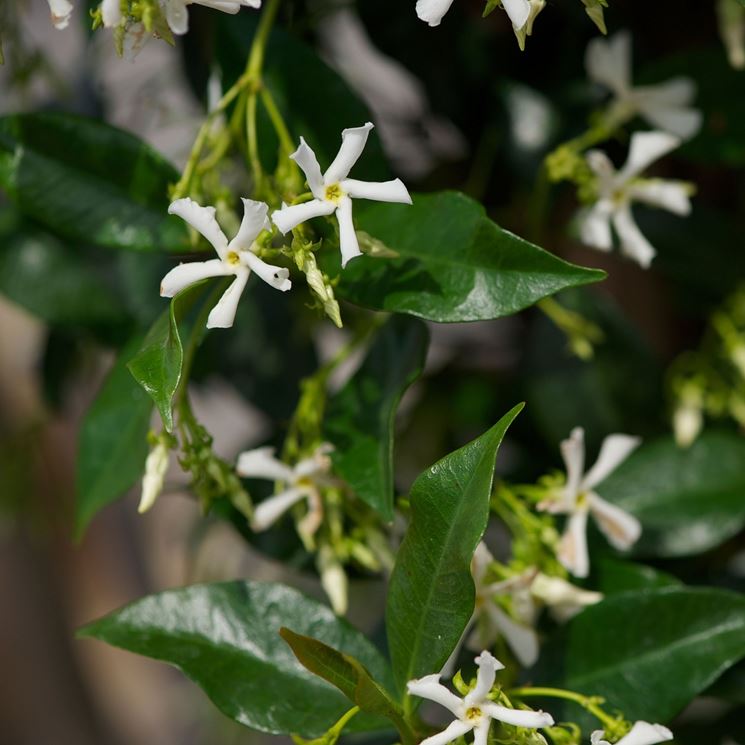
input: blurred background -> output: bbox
[1,1,744,743]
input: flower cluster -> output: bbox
[161,122,411,329]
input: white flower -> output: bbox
[513,1,545,51]
[407,651,554,745]
[161,198,291,329]
[578,131,693,268]
[48,0,74,29]
[139,440,170,514]
[100,0,122,27]
[163,0,261,36]
[468,543,602,667]
[415,0,531,29]
[592,721,673,745]
[585,31,702,140]
[538,427,642,578]
[236,443,334,535]
[318,543,349,616]
[272,123,412,268]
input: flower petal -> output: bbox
[585,30,632,95]
[483,604,540,668]
[160,259,232,298]
[482,702,554,729]
[165,0,190,34]
[335,196,363,268]
[558,509,590,578]
[228,199,271,252]
[168,197,229,258]
[465,651,504,705]
[324,122,374,184]
[617,722,673,745]
[206,270,250,329]
[628,180,692,216]
[589,494,642,551]
[235,446,296,482]
[583,434,641,489]
[48,0,74,29]
[578,203,614,251]
[242,252,292,292]
[341,178,412,204]
[406,674,463,716]
[531,573,603,623]
[271,199,336,234]
[415,0,456,27]
[101,0,122,27]
[472,721,491,745]
[619,131,681,182]
[633,78,702,140]
[291,138,325,199]
[251,487,307,531]
[195,0,261,12]
[419,720,473,745]
[502,0,531,29]
[591,732,610,745]
[612,205,656,269]
[560,427,586,501]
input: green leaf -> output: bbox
[0,112,187,252]
[280,628,412,743]
[127,282,211,433]
[386,403,524,693]
[75,337,153,538]
[325,317,428,521]
[534,587,745,726]
[595,430,745,558]
[591,559,680,596]
[0,212,130,331]
[329,192,605,322]
[79,581,394,737]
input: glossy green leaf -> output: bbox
[595,431,745,558]
[127,282,211,433]
[387,404,524,692]
[325,317,428,521]
[280,628,411,743]
[79,581,393,737]
[75,337,152,538]
[330,192,605,322]
[0,214,129,330]
[535,587,745,726]
[0,112,186,252]
[591,559,680,596]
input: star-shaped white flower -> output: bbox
[271,123,412,268]
[538,427,642,578]
[48,0,74,29]
[236,443,334,535]
[161,198,291,329]
[163,0,261,36]
[585,31,702,140]
[592,721,673,745]
[578,131,693,268]
[415,0,531,29]
[407,651,554,745]
[468,543,602,667]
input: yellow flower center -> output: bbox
[465,706,482,723]
[226,251,241,266]
[325,183,344,204]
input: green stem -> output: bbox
[246,0,282,79]
[246,92,264,189]
[261,86,296,156]
[507,686,616,728]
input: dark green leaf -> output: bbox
[0,213,129,330]
[595,430,745,558]
[325,317,428,521]
[0,112,187,252]
[591,559,680,596]
[534,587,745,726]
[79,581,393,737]
[280,628,412,743]
[387,404,524,692]
[330,192,605,323]
[75,337,152,538]
[128,282,212,433]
